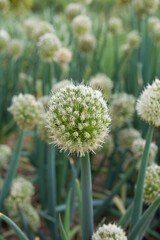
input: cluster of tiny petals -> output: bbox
[0,0,9,12]
[108,17,122,35]
[8,93,43,130]
[71,15,92,37]
[127,30,141,49]
[34,21,55,40]
[132,138,158,163]
[89,73,113,98]
[144,164,160,204]
[0,144,11,168]
[65,3,83,21]
[118,128,141,149]
[38,112,52,143]
[52,79,74,93]
[78,34,96,54]
[37,33,61,62]
[136,78,160,126]
[8,39,23,58]
[47,85,111,156]
[5,177,34,208]
[56,47,72,64]
[148,17,160,33]
[110,93,135,128]
[92,223,127,240]
[23,204,40,232]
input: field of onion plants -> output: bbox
[1,0,160,239]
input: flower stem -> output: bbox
[80,153,93,240]
[128,196,160,240]
[0,213,29,240]
[129,124,154,233]
[47,145,58,239]
[0,129,24,210]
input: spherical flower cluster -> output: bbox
[110,93,135,128]
[0,29,10,52]
[5,177,34,208]
[108,17,122,35]
[71,15,92,37]
[38,95,50,111]
[8,39,23,59]
[8,93,43,130]
[92,223,127,240]
[47,85,111,156]
[148,17,159,33]
[136,78,160,126]
[143,164,160,204]
[127,30,141,49]
[133,0,146,17]
[65,3,82,21]
[0,144,11,169]
[24,18,39,39]
[37,33,61,62]
[52,79,74,93]
[0,0,9,12]
[132,138,158,163]
[120,44,131,56]
[89,73,113,99]
[56,47,72,64]
[23,204,40,232]
[78,34,96,54]
[118,128,141,149]
[38,113,52,143]
[34,21,55,40]
[143,0,159,13]
[96,135,114,157]
[133,0,158,16]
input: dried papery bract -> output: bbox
[47,84,111,156]
[92,223,127,240]
[143,164,160,204]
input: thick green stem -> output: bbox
[130,125,154,232]
[118,202,133,229]
[128,196,160,240]
[81,153,93,240]
[0,129,24,210]
[38,140,45,209]
[0,213,29,240]
[47,145,58,240]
